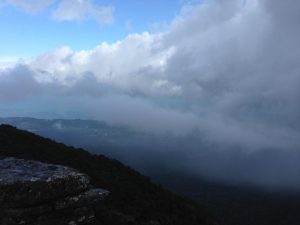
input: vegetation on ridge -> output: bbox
[0,124,216,225]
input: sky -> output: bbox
[0,0,194,59]
[1,0,300,188]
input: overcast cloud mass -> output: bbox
[1,0,300,189]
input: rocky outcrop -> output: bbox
[0,157,109,225]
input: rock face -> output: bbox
[0,158,109,225]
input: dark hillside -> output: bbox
[0,124,216,225]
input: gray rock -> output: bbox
[1,206,95,225]
[0,158,109,225]
[0,204,52,218]
[0,157,90,208]
[54,188,109,210]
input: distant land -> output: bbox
[0,124,215,225]
[1,117,300,225]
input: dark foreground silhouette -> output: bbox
[0,125,216,225]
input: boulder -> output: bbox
[0,158,109,225]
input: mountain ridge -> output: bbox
[0,124,216,225]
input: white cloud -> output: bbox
[0,0,6,8]
[28,33,177,96]
[6,0,55,13]
[0,0,114,24]
[52,0,114,24]
[1,0,300,151]
[124,20,133,32]
[0,56,21,67]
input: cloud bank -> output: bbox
[1,0,300,155]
